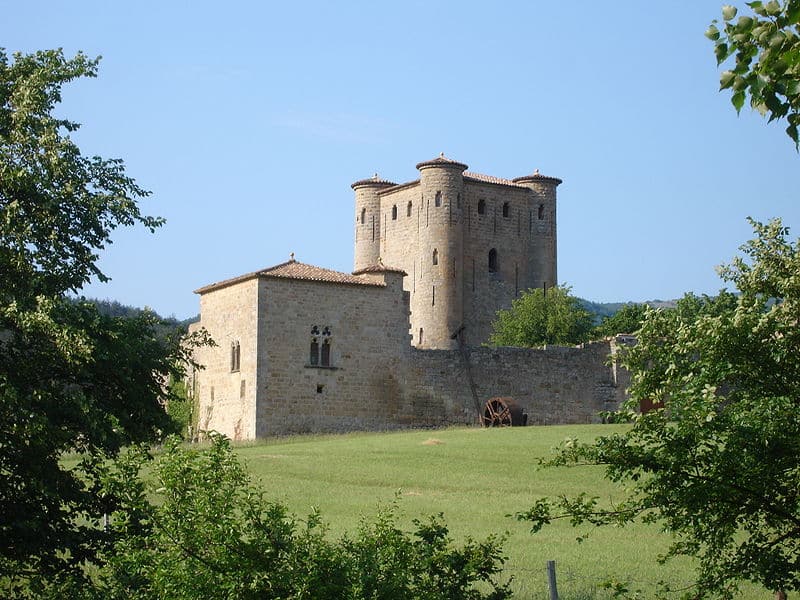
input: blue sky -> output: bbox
[5,1,798,319]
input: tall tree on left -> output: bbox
[0,49,190,594]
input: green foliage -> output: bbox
[517,219,800,598]
[591,303,649,338]
[85,435,511,600]
[707,1,800,147]
[165,377,193,438]
[0,48,210,588]
[490,285,595,347]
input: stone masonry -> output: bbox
[189,156,627,440]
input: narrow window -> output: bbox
[478,199,486,215]
[407,201,412,217]
[457,193,461,209]
[240,380,246,399]
[231,341,240,372]
[488,248,498,273]
[321,339,331,367]
[360,207,366,224]
[309,338,319,366]
[502,202,510,218]
[432,285,435,306]
[432,248,438,265]
[538,203,544,220]
[316,384,324,394]
[419,328,424,345]
[435,191,442,207]
[392,204,397,220]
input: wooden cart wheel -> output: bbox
[481,397,524,427]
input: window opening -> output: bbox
[419,328,424,345]
[457,193,461,208]
[477,199,486,215]
[360,207,365,224]
[407,201,412,217]
[538,203,544,220]
[488,248,498,273]
[231,341,240,372]
[309,338,319,366]
[432,285,435,306]
[432,248,438,265]
[240,380,246,399]
[316,384,324,394]
[502,202,509,217]
[392,205,397,220]
[321,327,331,367]
[435,191,442,207]
[321,340,330,367]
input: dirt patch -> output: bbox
[421,438,444,446]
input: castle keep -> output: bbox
[189,156,626,439]
[354,154,559,348]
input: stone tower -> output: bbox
[351,155,561,349]
[512,171,560,289]
[413,155,468,350]
[352,174,396,272]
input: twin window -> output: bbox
[309,325,332,367]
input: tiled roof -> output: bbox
[351,173,398,189]
[512,170,563,185]
[352,263,407,275]
[415,153,468,171]
[194,259,385,294]
[463,171,527,188]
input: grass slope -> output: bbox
[235,425,764,599]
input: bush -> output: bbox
[86,435,512,599]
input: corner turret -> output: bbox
[352,174,396,272]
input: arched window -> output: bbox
[360,208,366,224]
[435,191,442,207]
[230,341,240,372]
[502,202,510,218]
[321,339,331,367]
[432,248,438,265]
[309,337,319,366]
[407,201,412,217]
[478,199,486,215]
[391,205,397,220]
[488,248,498,273]
[538,203,544,220]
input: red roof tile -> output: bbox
[415,153,468,171]
[194,260,386,294]
[463,171,527,188]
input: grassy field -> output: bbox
[234,424,765,600]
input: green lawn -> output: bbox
[234,425,765,600]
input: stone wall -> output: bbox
[405,341,624,426]
[255,271,415,436]
[192,278,260,440]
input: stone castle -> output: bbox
[189,155,627,440]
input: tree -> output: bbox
[591,302,649,338]
[89,435,511,600]
[516,219,800,598]
[707,1,800,147]
[0,48,198,592]
[489,285,595,347]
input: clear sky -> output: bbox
[5,1,798,319]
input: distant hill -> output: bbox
[71,298,199,330]
[578,298,679,324]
